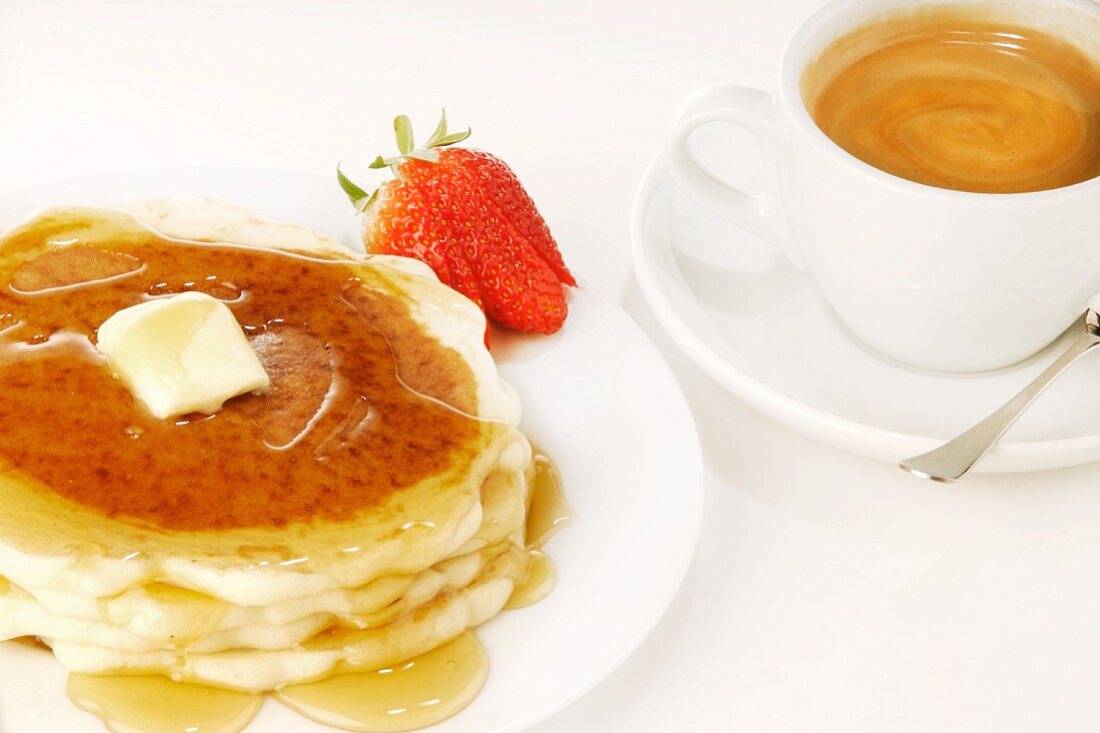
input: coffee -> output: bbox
[802,9,1100,193]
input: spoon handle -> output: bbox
[901,323,1100,482]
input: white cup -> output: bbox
[667,0,1100,373]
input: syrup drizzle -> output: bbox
[67,675,262,733]
[273,632,488,733]
[0,207,489,534]
[503,449,574,610]
[504,550,556,610]
[525,451,575,550]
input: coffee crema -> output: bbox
[802,10,1100,193]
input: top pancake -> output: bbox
[0,199,527,605]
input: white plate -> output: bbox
[0,166,704,733]
[632,150,1100,473]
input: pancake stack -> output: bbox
[0,200,538,693]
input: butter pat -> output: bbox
[96,291,270,419]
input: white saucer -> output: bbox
[631,151,1100,473]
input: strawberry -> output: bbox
[338,111,575,335]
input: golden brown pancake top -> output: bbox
[0,210,482,532]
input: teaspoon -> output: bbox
[900,307,1100,482]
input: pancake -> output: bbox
[0,200,527,603]
[0,542,515,656]
[49,545,528,692]
[1,466,527,650]
[0,200,544,700]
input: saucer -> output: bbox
[631,151,1100,473]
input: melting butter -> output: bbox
[95,291,270,419]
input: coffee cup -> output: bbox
[667,0,1100,373]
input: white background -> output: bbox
[4,1,1100,731]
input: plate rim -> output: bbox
[0,164,707,732]
[629,150,1100,474]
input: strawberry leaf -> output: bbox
[428,127,472,148]
[394,115,414,156]
[426,109,449,148]
[336,164,377,212]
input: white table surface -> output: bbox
[4,1,1100,731]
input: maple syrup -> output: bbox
[274,632,487,733]
[525,451,575,550]
[0,208,484,533]
[67,675,262,733]
[504,550,556,610]
[501,449,574,611]
[11,635,49,650]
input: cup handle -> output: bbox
[667,84,805,270]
